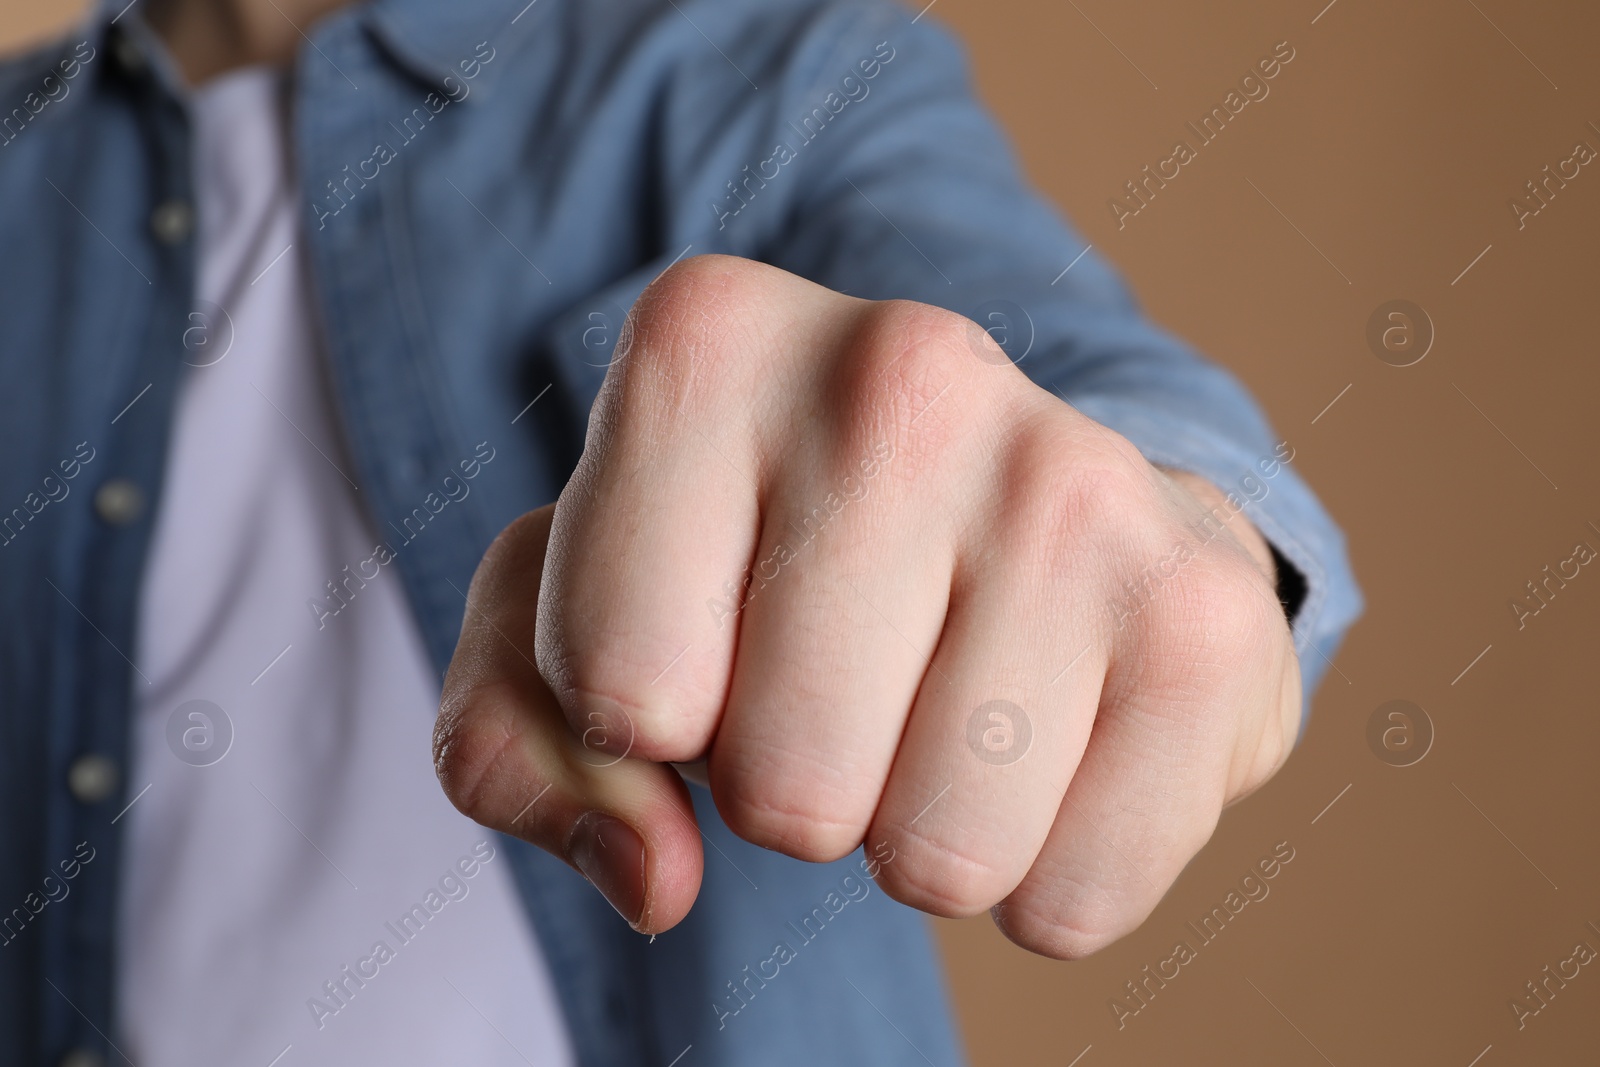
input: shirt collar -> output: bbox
[90,0,530,101]
[361,0,530,97]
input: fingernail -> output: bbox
[569,812,648,929]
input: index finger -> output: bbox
[434,504,705,933]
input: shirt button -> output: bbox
[94,480,145,526]
[67,755,119,805]
[59,1049,105,1067]
[150,199,194,244]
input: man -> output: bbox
[0,0,1360,1063]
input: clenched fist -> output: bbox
[433,255,1300,959]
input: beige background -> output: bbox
[6,1,1598,1063]
[931,2,1600,1064]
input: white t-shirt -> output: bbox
[116,66,575,1067]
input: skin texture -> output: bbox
[147,0,1299,959]
[434,256,1301,957]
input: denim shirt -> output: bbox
[0,0,1361,1063]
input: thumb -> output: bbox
[434,503,704,933]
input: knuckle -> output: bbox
[533,568,727,765]
[635,253,771,329]
[432,681,522,822]
[869,822,1012,918]
[536,623,724,765]
[711,765,869,862]
[610,255,774,417]
[992,895,1137,961]
[1169,555,1281,658]
[1000,420,1155,562]
[554,675,709,764]
[865,298,977,359]
[1115,523,1282,666]
[1045,437,1152,529]
[839,300,996,474]
[992,806,1216,959]
[1049,462,1141,542]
